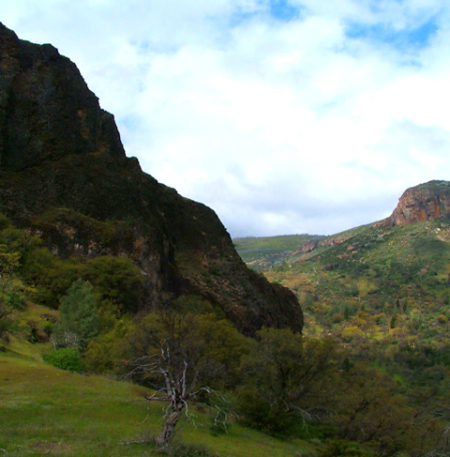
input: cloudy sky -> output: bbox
[1,1,449,236]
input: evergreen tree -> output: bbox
[53,280,100,352]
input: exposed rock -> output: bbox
[0,23,303,334]
[298,240,319,253]
[384,180,450,227]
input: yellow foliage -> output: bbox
[341,325,365,341]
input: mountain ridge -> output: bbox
[0,22,303,334]
[235,180,449,270]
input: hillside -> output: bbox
[263,218,449,332]
[0,201,447,457]
[0,22,302,335]
[0,347,314,457]
[234,234,326,271]
[235,181,450,437]
[235,180,449,339]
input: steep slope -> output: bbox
[384,180,450,227]
[0,23,302,334]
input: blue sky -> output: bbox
[0,0,449,236]
[269,0,302,21]
[346,17,438,51]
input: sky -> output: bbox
[1,0,449,237]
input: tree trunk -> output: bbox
[156,403,183,450]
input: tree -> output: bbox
[85,256,144,314]
[126,310,247,450]
[237,328,340,435]
[53,280,100,352]
[0,241,26,339]
[334,365,443,457]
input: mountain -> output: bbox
[234,180,449,338]
[236,180,449,272]
[235,181,449,428]
[0,23,302,335]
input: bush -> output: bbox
[236,385,296,435]
[208,392,234,436]
[43,347,84,372]
[21,246,81,308]
[237,329,340,436]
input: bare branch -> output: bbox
[181,360,188,398]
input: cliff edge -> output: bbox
[0,23,303,334]
[385,180,450,227]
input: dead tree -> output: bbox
[130,348,208,450]
[125,310,246,451]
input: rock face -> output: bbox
[385,181,450,227]
[0,23,303,334]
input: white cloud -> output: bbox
[0,0,449,236]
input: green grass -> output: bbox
[0,355,155,457]
[0,352,314,457]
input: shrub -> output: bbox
[84,319,133,373]
[208,392,234,436]
[44,347,84,372]
[237,329,340,436]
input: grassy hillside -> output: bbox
[259,219,449,331]
[0,216,314,457]
[0,349,314,457]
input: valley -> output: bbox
[0,22,448,457]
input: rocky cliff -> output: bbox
[0,23,303,334]
[385,180,450,227]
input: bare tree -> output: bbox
[130,350,209,449]
[126,310,246,451]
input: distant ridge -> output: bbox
[235,180,449,271]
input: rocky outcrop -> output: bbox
[385,181,450,227]
[0,23,303,334]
